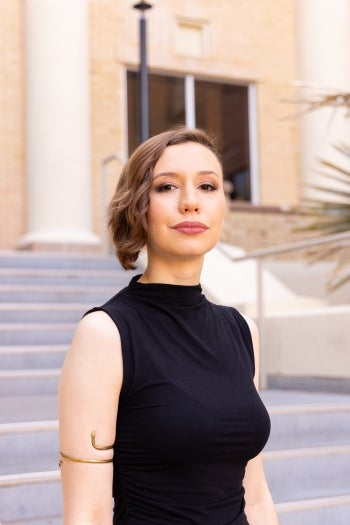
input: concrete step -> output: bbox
[0,303,89,323]
[267,402,350,449]
[0,421,58,475]
[0,284,113,303]
[264,444,350,503]
[1,461,57,476]
[0,395,57,424]
[0,345,67,370]
[0,251,123,271]
[260,387,350,407]
[0,323,75,345]
[0,470,62,523]
[0,267,129,286]
[2,517,62,525]
[276,494,350,525]
[0,369,59,395]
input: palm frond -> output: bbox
[308,184,350,201]
[328,271,350,291]
[284,87,350,290]
[332,142,350,157]
[296,148,350,290]
[305,245,342,264]
[301,201,350,211]
[298,220,350,233]
[315,167,350,185]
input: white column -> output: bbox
[248,83,260,205]
[185,75,196,128]
[297,0,350,195]
[21,0,99,249]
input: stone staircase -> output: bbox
[261,390,350,524]
[0,251,349,524]
[0,251,137,524]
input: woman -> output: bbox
[58,126,279,524]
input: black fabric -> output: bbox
[86,275,271,524]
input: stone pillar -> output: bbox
[297,0,350,195]
[21,0,100,250]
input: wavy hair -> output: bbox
[108,125,221,269]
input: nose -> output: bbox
[179,186,200,213]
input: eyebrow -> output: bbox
[152,170,220,180]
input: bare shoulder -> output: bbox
[240,313,260,387]
[61,309,123,389]
[70,310,121,356]
[74,309,120,341]
[240,313,259,341]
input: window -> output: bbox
[127,71,254,202]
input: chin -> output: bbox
[172,241,218,259]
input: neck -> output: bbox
[139,254,204,286]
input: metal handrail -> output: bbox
[220,230,350,263]
[218,230,350,389]
[101,153,126,254]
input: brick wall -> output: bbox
[89,0,299,240]
[221,202,318,259]
[0,0,299,249]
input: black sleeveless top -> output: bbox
[88,275,271,525]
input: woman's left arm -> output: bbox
[242,316,279,525]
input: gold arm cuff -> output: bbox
[91,431,114,451]
[59,431,114,466]
[59,451,113,466]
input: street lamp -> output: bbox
[133,1,153,143]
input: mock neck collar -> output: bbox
[128,274,204,307]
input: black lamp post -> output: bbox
[133,1,152,143]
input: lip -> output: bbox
[172,221,209,235]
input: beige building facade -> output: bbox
[1,0,349,252]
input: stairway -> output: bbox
[261,389,350,524]
[0,251,349,524]
[0,250,137,524]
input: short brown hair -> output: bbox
[108,125,221,270]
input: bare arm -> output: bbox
[58,311,123,525]
[242,316,279,525]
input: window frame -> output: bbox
[125,68,260,204]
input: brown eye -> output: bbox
[156,183,176,192]
[199,183,217,191]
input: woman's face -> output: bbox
[146,141,226,263]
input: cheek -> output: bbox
[147,199,169,232]
[212,195,226,223]
[221,201,227,222]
